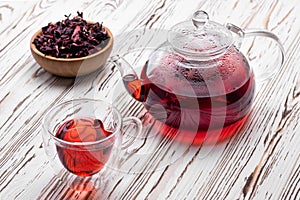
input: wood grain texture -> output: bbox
[0,0,299,199]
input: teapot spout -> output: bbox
[111,55,148,102]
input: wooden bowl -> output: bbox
[30,26,113,77]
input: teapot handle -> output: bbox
[226,23,285,83]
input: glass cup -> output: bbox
[42,98,142,190]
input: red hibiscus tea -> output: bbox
[123,47,255,144]
[55,117,114,176]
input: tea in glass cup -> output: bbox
[42,98,142,190]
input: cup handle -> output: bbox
[226,23,285,83]
[121,117,143,149]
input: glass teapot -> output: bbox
[110,10,284,136]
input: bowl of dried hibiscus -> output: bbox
[30,12,113,77]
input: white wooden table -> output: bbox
[0,0,299,199]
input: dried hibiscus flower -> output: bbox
[33,12,110,58]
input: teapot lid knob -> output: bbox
[192,10,209,28]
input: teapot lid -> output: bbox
[168,11,233,59]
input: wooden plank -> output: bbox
[0,0,299,199]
